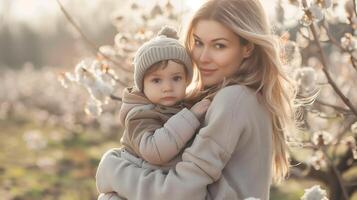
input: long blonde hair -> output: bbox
[185,0,298,183]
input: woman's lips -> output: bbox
[199,68,217,76]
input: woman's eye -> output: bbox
[214,43,226,49]
[151,78,161,83]
[194,39,203,47]
[173,76,182,81]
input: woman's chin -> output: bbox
[201,76,223,88]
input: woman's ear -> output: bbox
[243,42,255,58]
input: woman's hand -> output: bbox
[190,99,211,119]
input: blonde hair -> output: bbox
[185,0,299,183]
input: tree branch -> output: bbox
[55,0,133,73]
[301,0,357,118]
[321,22,357,73]
[321,147,349,200]
[110,94,122,101]
[314,100,352,114]
[353,0,357,18]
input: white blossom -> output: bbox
[58,73,70,89]
[312,131,333,146]
[86,77,113,104]
[351,121,357,134]
[111,10,144,31]
[299,4,324,26]
[312,0,332,9]
[294,66,317,94]
[74,60,114,104]
[341,33,357,52]
[283,40,302,69]
[301,185,329,200]
[308,151,327,170]
[99,45,117,57]
[84,98,103,117]
[114,33,136,53]
[309,5,324,21]
[74,60,96,85]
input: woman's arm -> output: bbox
[128,108,200,165]
[96,148,213,200]
[97,85,249,200]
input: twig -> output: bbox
[321,22,357,72]
[298,27,312,41]
[55,0,133,73]
[110,94,122,101]
[321,22,344,50]
[332,119,357,160]
[353,0,357,18]
[314,100,352,114]
[106,70,129,87]
[350,56,357,72]
[321,147,350,200]
[301,0,357,118]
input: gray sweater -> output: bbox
[96,85,273,200]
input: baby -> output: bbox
[118,26,210,167]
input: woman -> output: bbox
[96,0,298,199]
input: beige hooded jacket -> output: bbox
[119,87,201,166]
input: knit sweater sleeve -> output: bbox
[96,85,250,200]
[128,108,200,165]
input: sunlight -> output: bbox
[10,0,59,22]
[184,0,205,11]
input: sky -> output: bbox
[1,0,281,24]
[0,0,349,33]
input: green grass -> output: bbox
[0,117,120,200]
[1,117,354,200]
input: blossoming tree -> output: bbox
[57,0,356,199]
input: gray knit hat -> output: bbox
[133,26,193,91]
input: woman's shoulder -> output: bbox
[212,85,257,106]
[207,84,268,120]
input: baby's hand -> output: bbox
[190,99,211,119]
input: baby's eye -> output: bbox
[151,78,161,83]
[214,43,226,49]
[173,76,182,81]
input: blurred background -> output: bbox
[0,0,356,199]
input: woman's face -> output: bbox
[191,19,249,87]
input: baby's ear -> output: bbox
[243,42,255,58]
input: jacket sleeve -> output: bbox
[129,108,200,165]
[96,86,249,200]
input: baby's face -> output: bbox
[143,61,188,106]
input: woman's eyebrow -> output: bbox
[193,34,229,42]
[212,38,229,42]
[193,34,201,39]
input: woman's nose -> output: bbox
[199,47,211,63]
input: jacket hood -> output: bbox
[119,87,151,126]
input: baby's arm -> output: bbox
[129,99,210,165]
